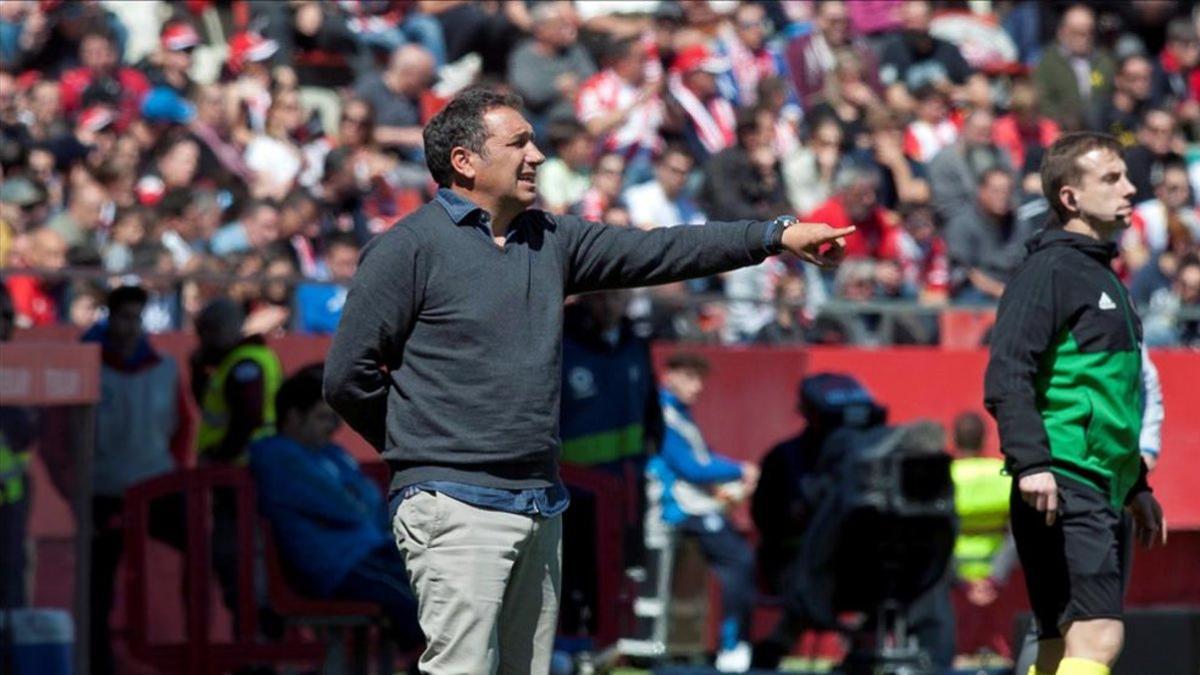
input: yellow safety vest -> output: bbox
[951,456,1010,582]
[0,436,29,505]
[196,343,283,461]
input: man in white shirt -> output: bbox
[622,145,705,230]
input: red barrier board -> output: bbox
[0,342,100,405]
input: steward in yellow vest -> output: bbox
[191,299,283,463]
[948,411,1013,598]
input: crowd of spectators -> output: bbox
[1,0,1199,348]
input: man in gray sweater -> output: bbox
[323,87,853,674]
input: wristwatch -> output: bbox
[769,215,796,254]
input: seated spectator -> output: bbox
[1124,107,1183,204]
[295,233,359,335]
[6,226,68,326]
[1088,53,1157,146]
[45,103,118,177]
[506,1,595,130]
[805,163,903,264]
[1123,159,1200,274]
[535,119,594,215]
[23,79,69,143]
[904,86,957,164]
[211,199,281,257]
[571,151,628,219]
[928,107,1013,222]
[244,89,307,200]
[992,78,1061,179]
[1142,254,1200,347]
[243,245,298,337]
[806,48,880,153]
[753,268,815,346]
[945,168,1036,303]
[622,145,704,230]
[646,352,758,672]
[701,106,791,222]
[713,1,788,109]
[878,0,980,113]
[665,44,735,165]
[277,188,321,277]
[256,1,358,89]
[1034,4,1115,132]
[1151,17,1200,137]
[785,0,882,111]
[895,202,950,305]
[756,75,803,157]
[138,19,201,97]
[341,0,447,67]
[221,31,279,132]
[576,35,665,185]
[249,366,422,648]
[353,44,435,161]
[83,285,192,675]
[847,108,931,210]
[782,114,843,216]
[58,28,150,129]
[46,175,109,249]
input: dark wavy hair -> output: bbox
[423,87,524,188]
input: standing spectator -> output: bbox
[1035,4,1115,132]
[623,144,705,230]
[878,0,979,113]
[665,44,736,165]
[1123,159,1200,274]
[647,352,758,672]
[784,0,882,110]
[139,19,201,97]
[84,286,192,675]
[58,29,150,129]
[805,49,879,152]
[249,366,422,648]
[714,1,788,109]
[45,176,110,249]
[6,226,68,327]
[753,268,814,346]
[0,284,36,610]
[507,1,595,131]
[703,106,792,222]
[1089,54,1156,146]
[896,202,950,304]
[1143,254,1200,348]
[295,233,360,335]
[535,119,594,215]
[1151,17,1200,138]
[806,163,903,264]
[1123,107,1182,204]
[992,78,1061,179]
[354,44,435,160]
[210,199,282,257]
[848,108,931,210]
[945,168,1037,303]
[782,115,843,216]
[928,108,1013,223]
[576,36,665,185]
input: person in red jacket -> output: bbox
[59,29,150,130]
[804,163,904,262]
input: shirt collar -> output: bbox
[435,188,486,225]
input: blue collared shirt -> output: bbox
[391,188,571,519]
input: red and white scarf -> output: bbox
[667,74,735,155]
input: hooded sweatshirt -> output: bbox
[984,228,1149,508]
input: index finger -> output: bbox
[1045,488,1058,526]
[819,225,857,241]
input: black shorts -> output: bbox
[1010,477,1130,639]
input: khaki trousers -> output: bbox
[393,490,562,674]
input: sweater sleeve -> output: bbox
[558,216,773,295]
[983,252,1063,477]
[324,228,423,452]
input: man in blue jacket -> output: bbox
[250,366,420,648]
[648,352,758,672]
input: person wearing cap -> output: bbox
[324,87,854,674]
[665,43,736,164]
[138,19,201,97]
[0,177,48,262]
[223,30,280,133]
[42,103,118,173]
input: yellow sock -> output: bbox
[1056,657,1110,675]
[1028,667,1054,675]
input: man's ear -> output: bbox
[450,146,476,181]
[1059,186,1078,216]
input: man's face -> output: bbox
[30,82,60,122]
[1117,58,1153,101]
[107,301,145,351]
[1059,8,1094,58]
[287,400,341,449]
[685,70,718,99]
[1138,111,1175,155]
[655,152,692,199]
[962,111,994,147]
[1177,264,1200,305]
[164,47,193,73]
[1066,149,1137,231]
[81,35,117,74]
[734,5,767,51]
[843,179,878,222]
[159,140,200,188]
[326,244,359,282]
[664,368,705,406]
[1156,168,1191,210]
[535,3,578,49]
[471,106,545,209]
[900,1,931,33]
[246,206,281,247]
[593,154,625,197]
[817,1,850,45]
[978,173,1013,218]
